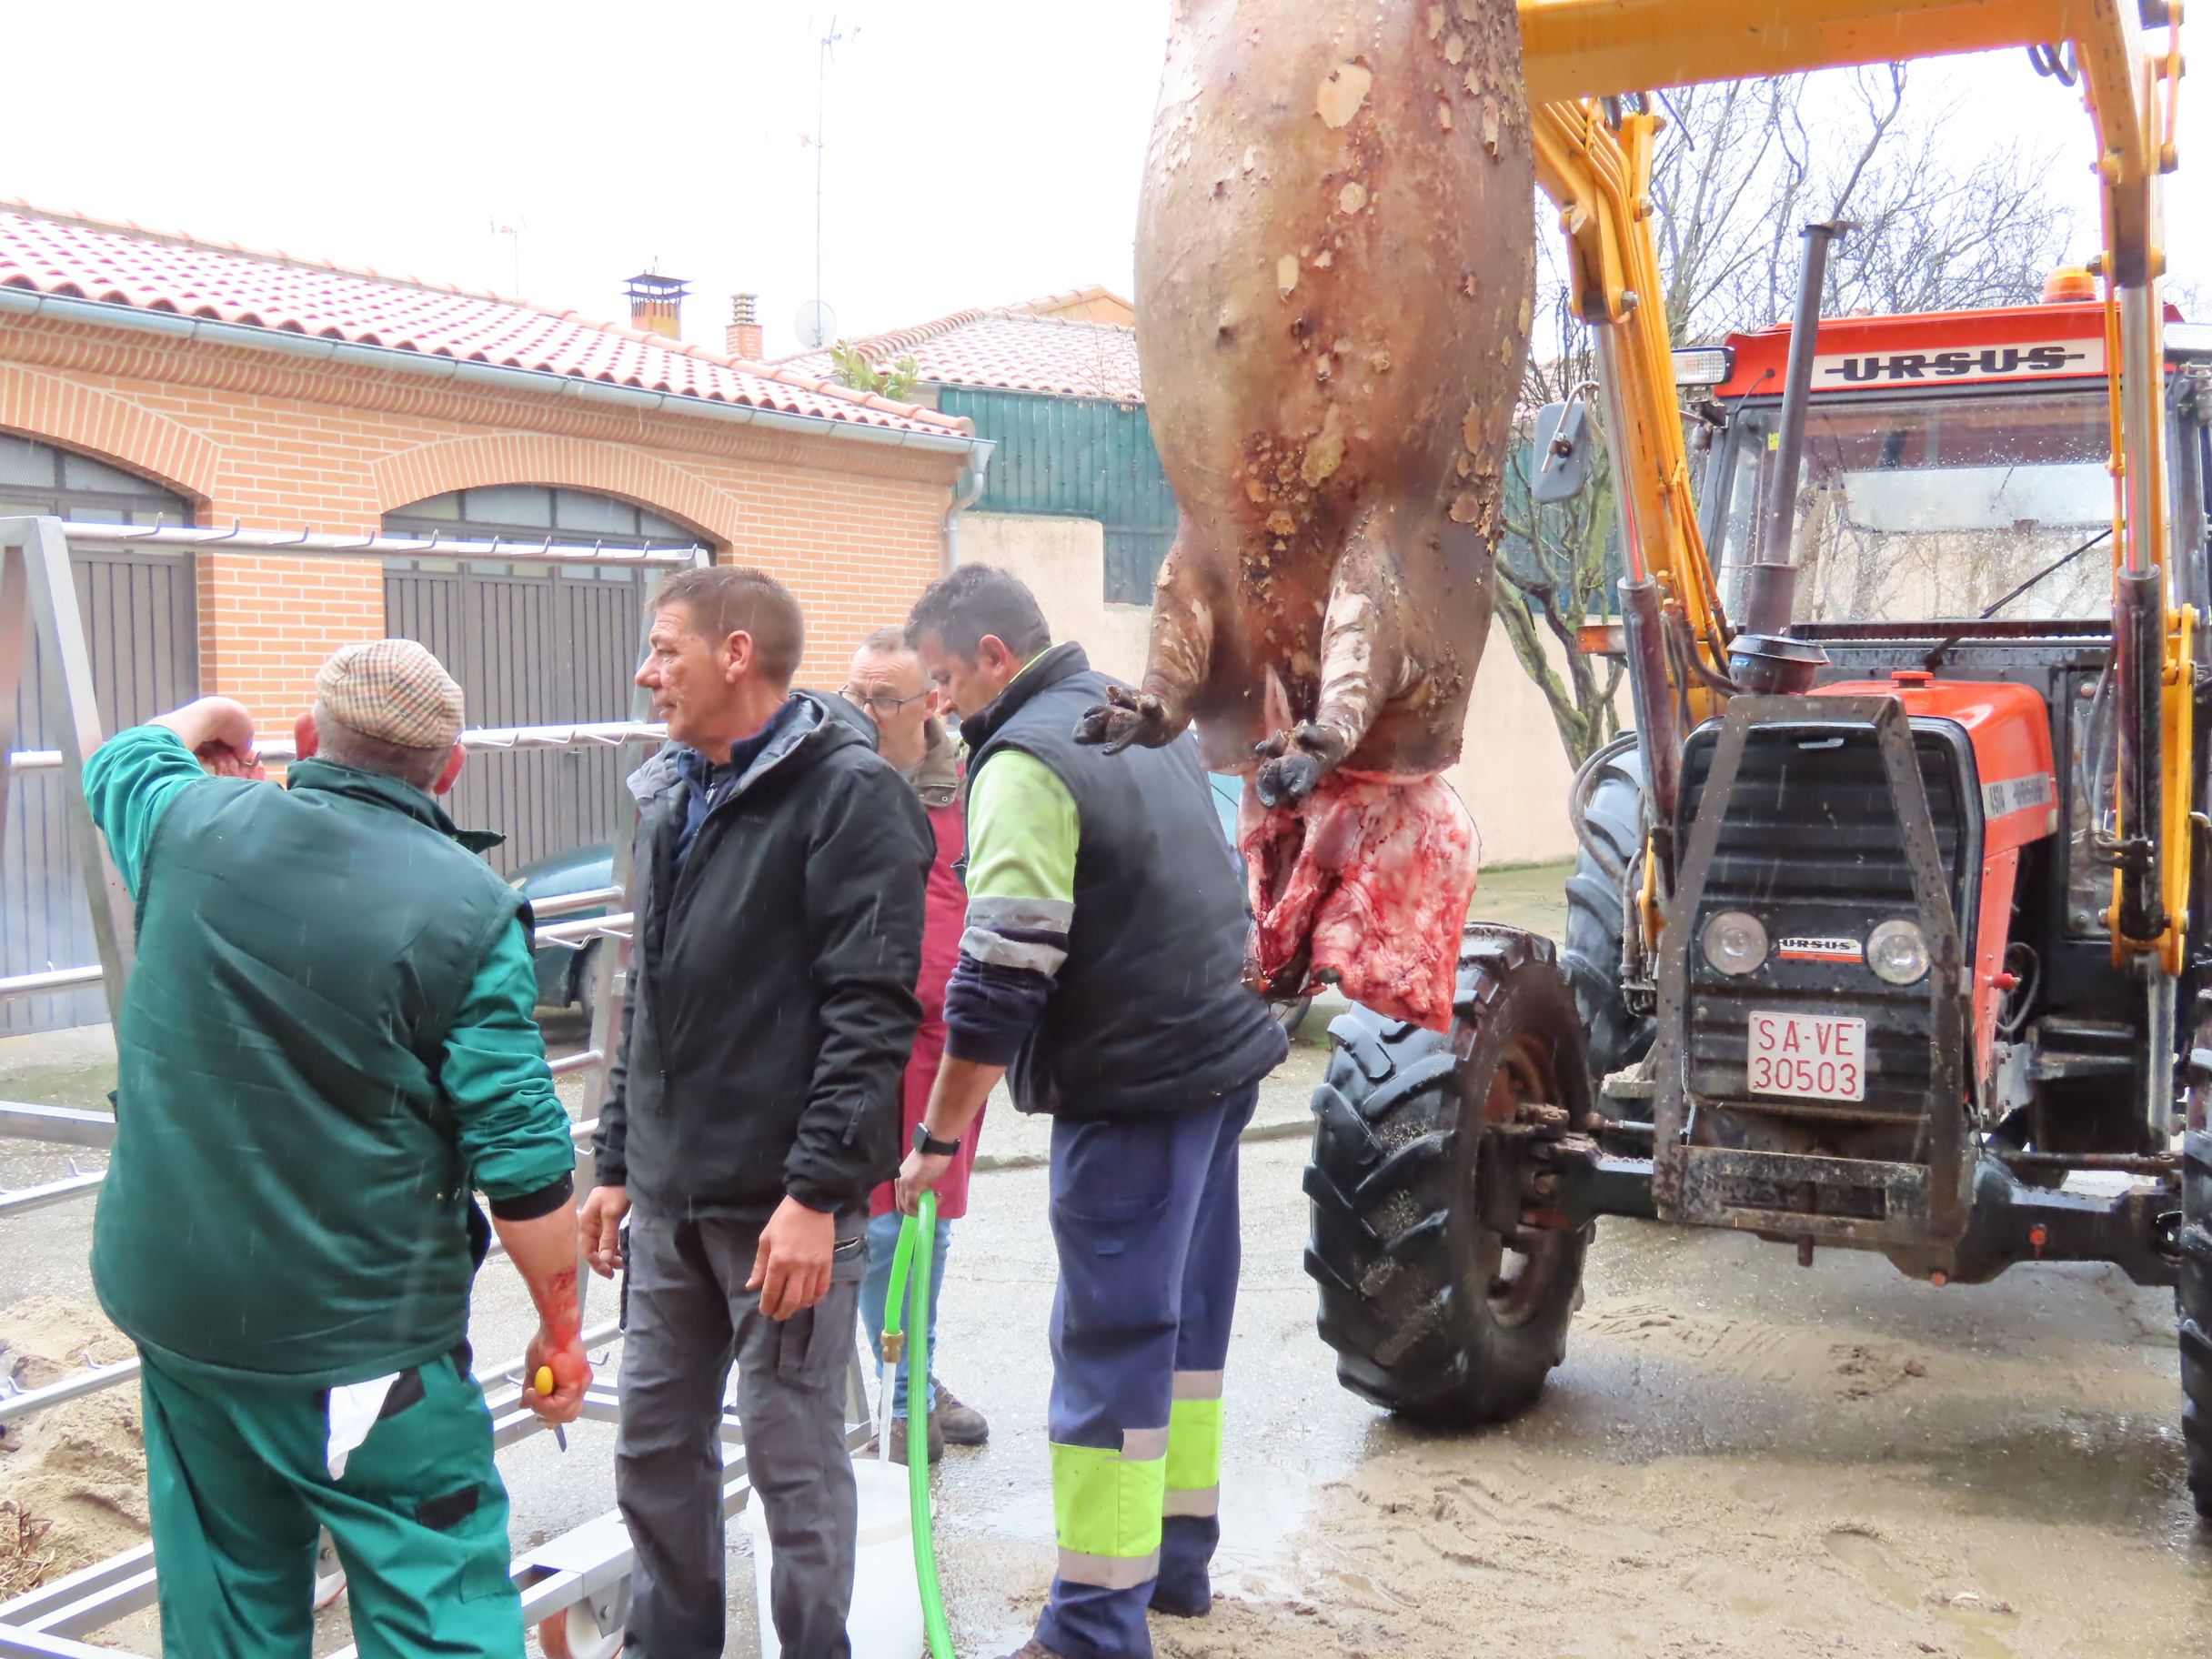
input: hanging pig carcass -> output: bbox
[1077,0,1534,1030]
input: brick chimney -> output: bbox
[726,293,764,361]
[623,271,690,339]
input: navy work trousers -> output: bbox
[1033,1082,1254,1659]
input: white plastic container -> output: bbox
[742,1456,924,1659]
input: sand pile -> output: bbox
[0,1294,146,1590]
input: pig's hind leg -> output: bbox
[1254,518,1409,806]
[1072,532,1216,752]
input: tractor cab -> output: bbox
[1691,291,2212,626]
[1604,286,2212,1282]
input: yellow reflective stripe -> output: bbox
[1164,1396,1223,1495]
[1051,1440,1166,1563]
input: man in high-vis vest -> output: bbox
[896,564,1288,1659]
[81,640,587,1659]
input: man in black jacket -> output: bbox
[582,566,931,1659]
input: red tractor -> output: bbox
[1300,1,2212,1517]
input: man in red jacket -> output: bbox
[845,627,990,1464]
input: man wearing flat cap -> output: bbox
[81,638,588,1659]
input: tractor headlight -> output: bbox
[1866,919,1931,986]
[1700,910,1768,977]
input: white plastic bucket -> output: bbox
[741,1456,924,1659]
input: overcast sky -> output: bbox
[8,1,2204,360]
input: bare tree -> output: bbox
[1497,65,2077,767]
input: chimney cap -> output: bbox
[731,292,759,322]
[623,272,692,301]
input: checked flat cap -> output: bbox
[316,639,465,749]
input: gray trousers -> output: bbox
[617,1207,865,1659]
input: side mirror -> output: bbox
[1530,398,1593,504]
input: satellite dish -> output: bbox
[794,299,840,350]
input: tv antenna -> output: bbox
[488,216,525,297]
[810,16,852,340]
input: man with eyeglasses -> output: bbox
[840,627,990,1463]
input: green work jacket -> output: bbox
[82,726,576,1387]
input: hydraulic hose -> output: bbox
[882,1194,955,1659]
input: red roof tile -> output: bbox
[781,297,1145,403]
[0,203,969,438]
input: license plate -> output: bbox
[1746,1010,1866,1101]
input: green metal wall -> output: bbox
[938,387,1177,603]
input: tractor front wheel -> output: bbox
[1303,926,1594,1423]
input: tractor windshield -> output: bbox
[1708,387,2113,624]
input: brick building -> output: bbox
[0,202,989,1031]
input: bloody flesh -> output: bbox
[1086,0,1533,1029]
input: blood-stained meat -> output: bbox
[1074,0,1533,1030]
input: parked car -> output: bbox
[507,846,618,1022]
[509,770,1310,1039]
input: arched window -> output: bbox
[0,431,192,525]
[379,487,707,877]
[384,486,696,558]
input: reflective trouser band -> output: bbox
[1051,1436,1166,1583]
[1163,1484,1220,1518]
[1164,1384,1223,1516]
[1057,1547,1162,1590]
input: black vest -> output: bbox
[963,643,1287,1117]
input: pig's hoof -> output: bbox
[1253,723,1345,806]
[1256,749,1326,808]
[1073,686,1175,754]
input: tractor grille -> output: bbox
[1674,719,1975,1125]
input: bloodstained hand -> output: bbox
[523,1267,588,1424]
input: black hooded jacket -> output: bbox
[591,690,932,1224]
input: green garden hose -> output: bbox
[881,1193,955,1659]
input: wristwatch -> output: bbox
[913,1123,961,1158]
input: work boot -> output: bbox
[993,1644,1069,1659]
[1150,1580,1215,1618]
[932,1378,990,1446]
[884,1410,943,1466]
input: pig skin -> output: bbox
[1077,0,1533,1031]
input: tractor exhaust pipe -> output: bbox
[1742,222,1848,637]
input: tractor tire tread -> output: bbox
[1302,925,1593,1425]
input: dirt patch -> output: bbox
[1160,1279,2205,1659]
[0,1294,146,1588]
[1178,1444,2201,1659]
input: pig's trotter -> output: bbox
[1254,721,1351,807]
[1073,684,1179,755]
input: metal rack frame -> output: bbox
[0,515,879,1656]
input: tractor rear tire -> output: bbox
[1303,926,1594,1423]
[1563,740,1654,1095]
[2180,1121,2212,1519]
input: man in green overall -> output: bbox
[81,638,588,1659]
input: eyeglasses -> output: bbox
[840,684,930,719]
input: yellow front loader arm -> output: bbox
[1517,0,2192,967]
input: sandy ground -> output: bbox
[8,864,2211,1656]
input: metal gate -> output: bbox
[1,545,196,1034]
[384,561,647,875]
